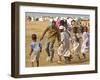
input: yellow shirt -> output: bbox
[47,26,57,43]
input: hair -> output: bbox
[32,34,37,41]
[60,20,65,26]
[73,27,78,33]
[51,20,56,27]
[52,20,56,24]
[71,20,76,24]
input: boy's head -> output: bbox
[32,33,37,41]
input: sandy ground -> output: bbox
[25,21,89,67]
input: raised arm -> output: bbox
[39,43,42,52]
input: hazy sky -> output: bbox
[25,12,90,19]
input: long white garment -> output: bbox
[71,41,79,54]
[70,33,81,54]
[81,32,89,54]
[58,31,70,57]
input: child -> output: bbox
[81,27,89,59]
[30,34,42,67]
[71,33,81,59]
[70,20,82,60]
[57,25,72,63]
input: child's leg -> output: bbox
[64,57,67,63]
[82,53,86,59]
[36,52,40,67]
[36,60,39,67]
[58,55,62,61]
[81,45,86,59]
[76,49,81,60]
[57,55,62,63]
[31,53,35,67]
[32,62,34,67]
[70,54,73,59]
[68,56,71,62]
[77,54,81,60]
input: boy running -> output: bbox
[30,34,42,67]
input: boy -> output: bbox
[30,34,42,67]
[40,20,59,62]
[57,25,72,63]
[81,27,89,59]
[71,33,80,59]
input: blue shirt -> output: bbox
[31,41,41,51]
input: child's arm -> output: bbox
[39,43,42,52]
[30,48,33,56]
[40,27,49,41]
[30,46,33,56]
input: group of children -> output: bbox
[29,17,89,67]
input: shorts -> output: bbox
[30,51,40,62]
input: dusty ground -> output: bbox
[25,21,89,67]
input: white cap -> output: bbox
[59,26,64,29]
[49,18,53,22]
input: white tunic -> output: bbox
[58,31,70,57]
[81,32,89,53]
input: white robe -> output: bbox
[81,32,89,54]
[58,31,70,57]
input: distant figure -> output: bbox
[27,16,32,22]
[30,34,42,67]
